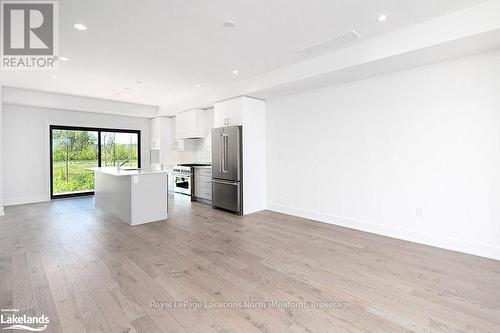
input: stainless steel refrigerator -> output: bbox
[211,126,242,214]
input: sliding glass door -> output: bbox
[101,131,139,168]
[50,126,141,199]
[51,128,98,197]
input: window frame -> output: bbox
[49,125,141,199]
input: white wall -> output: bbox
[267,51,500,260]
[1,104,151,206]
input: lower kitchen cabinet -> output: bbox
[194,168,212,203]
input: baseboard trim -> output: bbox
[267,204,500,261]
[4,196,49,206]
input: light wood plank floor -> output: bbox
[0,195,499,333]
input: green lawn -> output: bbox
[53,160,139,195]
[53,161,97,194]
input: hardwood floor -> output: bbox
[0,195,499,333]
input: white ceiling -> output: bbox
[0,0,491,110]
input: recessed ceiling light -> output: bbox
[51,74,57,78]
[378,14,387,22]
[124,87,130,90]
[136,81,142,84]
[43,88,49,91]
[195,84,201,88]
[73,23,87,31]
[222,20,236,28]
[232,70,238,74]
[167,94,171,98]
[59,56,69,61]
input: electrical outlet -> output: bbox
[416,208,424,218]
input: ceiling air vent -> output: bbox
[297,30,361,57]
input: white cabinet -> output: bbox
[176,110,196,136]
[150,117,162,149]
[214,98,243,127]
[149,117,174,165]
[203,108,214,148]
[194,168,212,201]
[176,109,206,139]
[203,133,212,148]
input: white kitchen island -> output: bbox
[88,167,168,226]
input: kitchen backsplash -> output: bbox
[178,140,211,164]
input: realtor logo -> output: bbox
[1,308,49,331]
[1,1,59,69]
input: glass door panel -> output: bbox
[100,131,139,168]
[51,129,98,197]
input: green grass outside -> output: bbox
[53,161,97,194]
[53,160,138,194]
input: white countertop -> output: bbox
[87,167,169,176]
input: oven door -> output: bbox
[174,174,191,195]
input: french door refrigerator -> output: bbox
[211,126,242,214]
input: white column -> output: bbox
[0,85,4,216]
[241,97,266,215]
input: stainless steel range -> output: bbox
[173,166,192,195]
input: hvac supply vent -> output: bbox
[297,30,361,57]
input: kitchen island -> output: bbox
[88,167,168,226]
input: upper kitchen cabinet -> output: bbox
[214,98,243,127]
[176,109,206,139]
[150,116,173,150]
[150,117,162,149]
[203,108,214,148]
[149,116,175,165]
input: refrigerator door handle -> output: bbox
[222,134,229,173]
[212,179,238,186]
[219,133,224,173]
